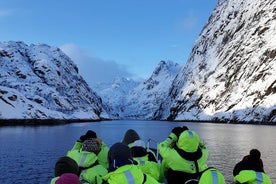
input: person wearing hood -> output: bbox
[158,126,208,184]
[233,149,272,184]
[121,129,161,182]
[71,130,109,169]
[198,167,225,184]
[102,142,160,184]
[50,156,80,184]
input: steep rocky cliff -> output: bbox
[153,0,276,123]
[0,41,109,121]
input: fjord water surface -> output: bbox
[0,120,275,183]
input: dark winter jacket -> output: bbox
[233,155,264,176]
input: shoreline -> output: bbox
[0,118,274,126]
[0,119,103,126]
[170,119,276,125]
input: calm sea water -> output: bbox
[0,120,275,184]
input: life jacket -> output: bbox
[234,170,272,184]
[71,140,109,169]
[158,132,208,184]
[198,167,226,184]
[132,149,161,181]
[103,164,159,184]
[128,141,161,182]
[67,150,107,184]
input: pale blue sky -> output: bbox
[0,0,218,86]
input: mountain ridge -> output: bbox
[0,41,109,122]
[153,0,276,123]
[95,60,181,119]
[1,0,276,124]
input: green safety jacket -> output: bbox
[133,154,161,182]
[199,168,225,184]
[71,140,109,169]
[67,149,107,184]
[102,164,160,184]
[158,133,208,182]
[50,176,59,184]
[234,170,272,184]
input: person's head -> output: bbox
[122,129,140,145]
[249,149,261,161]
[176,130,200,153]
[82,139,101,154]
[108,142,132,164]
[55,173,80,184]
[54,156,79,177]
[85,130,97,139]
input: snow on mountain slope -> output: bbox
[107,61,180,119]
[95,61,180,119]
[153,0,276,123]
[94,77,140,118]
[0,41,109,121]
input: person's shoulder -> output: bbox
[234,159,245,168]
[147,150,158,162]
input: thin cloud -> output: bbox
[170,44,178,48]
[60,43,133,87]
[0,9,16,17]
[174,12,198,32]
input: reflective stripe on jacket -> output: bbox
[103,164,159,184]
[234,170,272,184]
[133,155,161,182]
[67,150,107,184]
[71,141,109,169]
[158,133,208,173]
[199,168,225,184]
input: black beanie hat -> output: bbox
[249,149,261,161]
[54,156,79,177]
[85,130,97,139]
[108,142,132,164]
[122,129,140,145]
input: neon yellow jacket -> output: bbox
[199,168,225,184]
[234,170,272,184]
[71,140,109,169]
[103,164,160,184]
[67,149,107,184]
[50,176,58,184]
[158,133,208,175]
[133,154,161,182]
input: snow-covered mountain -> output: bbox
[153,0,276,123]
[94,77,140,118]
[0,41,109,121]
[96,61,180,119]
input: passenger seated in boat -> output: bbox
[67,138,108,184]
[102,142,159,184]
[233,149,272,184]
[50,156,80,184]
[158,126,209,184]
[121,129,161,181]
[71,130,109,169]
